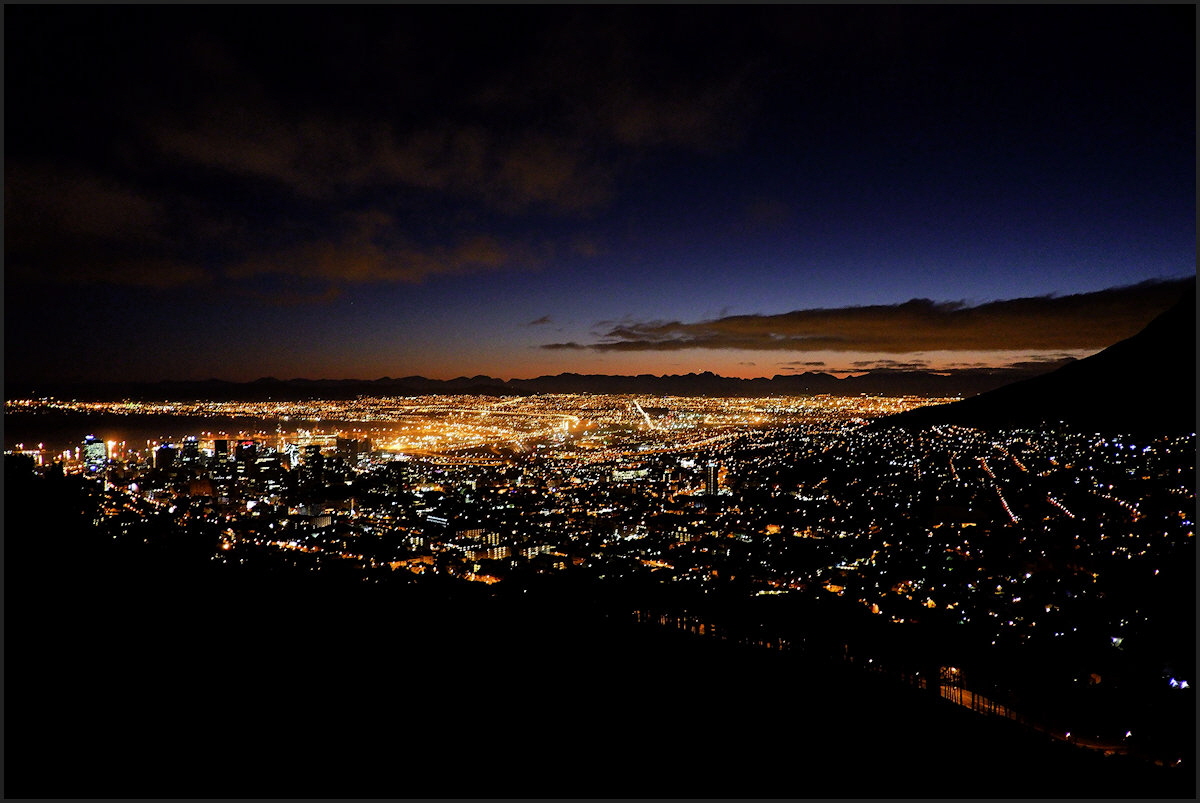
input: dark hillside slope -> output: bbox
[4,464,1190,798]
[888,282,1196,434]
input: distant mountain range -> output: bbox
[887,280,1196,435]
[12,365,1074,402]
[12,283,1193,412]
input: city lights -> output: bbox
[4,391,1194,773]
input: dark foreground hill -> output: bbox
[5,469,1191,798]
[887,281,1196,435]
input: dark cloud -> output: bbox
[7,9,766,299]
[851,359,931,370]
[6,163,165,245]
[137,9,760,218]
[4,163,212,288]
[546,280,1192,353]
[7,156,535,291]
[814,360,1077,383]
[599,74,752,152]
[68,258,212,289]
[225,226,519,286]
[151,108,615,214]
[1005,357,1078,371]
[477,8,764,154]
[150,110,331,198]
[527,316,554,326]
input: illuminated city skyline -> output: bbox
[5,387,1193,795]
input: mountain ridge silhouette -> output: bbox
[886,279,1196,435]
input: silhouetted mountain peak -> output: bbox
[887,283,1196,434]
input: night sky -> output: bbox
[5,6,1194,386]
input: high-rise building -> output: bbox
[705,461,720,495]
[386,460,410,491]
[82,435,108,474]
[211,439,233,479]
[155,444,177,470]
[336,437,362,462]
[280,442,301,470]
[235,440,257,476]
[302,444,324,486]
[181,435,201,464]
